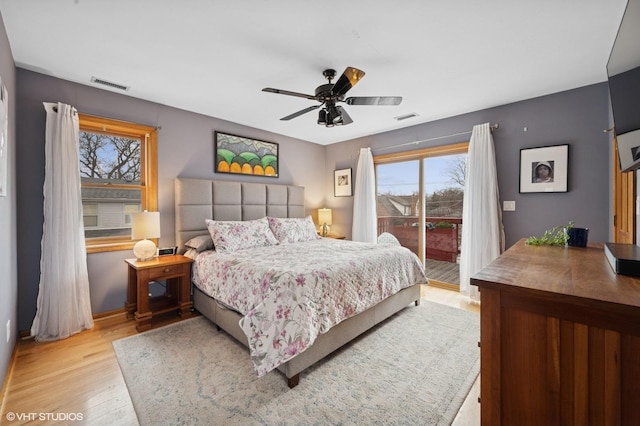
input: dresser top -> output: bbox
[471,238,640,309]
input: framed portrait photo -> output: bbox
[334,168,352,197]
[519,144,568,193]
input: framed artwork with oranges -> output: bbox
[214,131,279,178]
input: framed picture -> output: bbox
[214,131,279,178]
[334,168,352,197]
[519,144,568,193]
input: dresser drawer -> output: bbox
[148,264,185,280]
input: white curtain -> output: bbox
[31,102,94,341]
[459,123,504,302]
[352,147,377,242]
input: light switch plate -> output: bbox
[503,201,516,211]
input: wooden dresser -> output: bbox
[471,239,640,425]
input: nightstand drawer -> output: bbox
[148,264,185,280]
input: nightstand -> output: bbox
[323,234,345,239]
[125,255,194,332]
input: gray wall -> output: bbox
[15,69,326,331]
[325,83,611,249]
[0,11,17,393]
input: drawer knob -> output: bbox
[163,268,171,273]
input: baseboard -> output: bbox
[93,307,125,320]
[18,308,127,338]
[0,336,19,415]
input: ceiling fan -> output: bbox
[262,67,402,127]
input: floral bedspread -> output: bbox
[193,238,427,376]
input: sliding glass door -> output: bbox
[423,154,466,286]
[375,143,467,287]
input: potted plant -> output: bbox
[525,221,587,247]
[566,226,589,247]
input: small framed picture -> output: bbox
[334,168,352,197]
[519,144,569,193]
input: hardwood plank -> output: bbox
[1,313,140,425]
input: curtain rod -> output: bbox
[52,105,78,116]
[373,123,499,153]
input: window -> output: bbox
[79,114,157,253]
[82,203,98,227]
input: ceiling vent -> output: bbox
[394,113,419,121]
[90,76,129,91]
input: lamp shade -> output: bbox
[131,211,160,261]
[318,208,332,226]
[132,211,160,240]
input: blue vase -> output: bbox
[566,227,589,247]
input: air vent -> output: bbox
[394,113,419,121]
[90,76,130,91]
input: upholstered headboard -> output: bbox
[174,178,305,253]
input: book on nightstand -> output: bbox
[604,243,640,277]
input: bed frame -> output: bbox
[175,178,421,387]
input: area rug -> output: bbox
[113,301,479,425]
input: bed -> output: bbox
[175,178,427,387]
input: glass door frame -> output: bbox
[374,142,469,270]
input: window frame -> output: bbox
[79,114,158,254]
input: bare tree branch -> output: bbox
[446,155,466,188]
[79,132,140,182]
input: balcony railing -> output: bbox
[378,216,462,263]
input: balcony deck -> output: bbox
[378,216,462,286]
[425,258,460,285]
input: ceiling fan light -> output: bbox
[325,104,342,126]
[317,109,327,125]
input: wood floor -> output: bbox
[1,286,480,425]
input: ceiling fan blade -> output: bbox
[331,67,366,97]
[262,87,318,101]
[336,106,353,125]
[345,96,402,106]
[280,104,321,121]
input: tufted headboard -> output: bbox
[174,178,305,253]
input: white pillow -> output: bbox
[183,248,198,259]
[267,216,321,244]
[184,235,214,252]
[206,217,278,253]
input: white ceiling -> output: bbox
[0,0,628,145]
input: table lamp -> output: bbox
[318,208,332,237]
[132,210,160,261]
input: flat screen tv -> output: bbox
[608,0,640,172]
